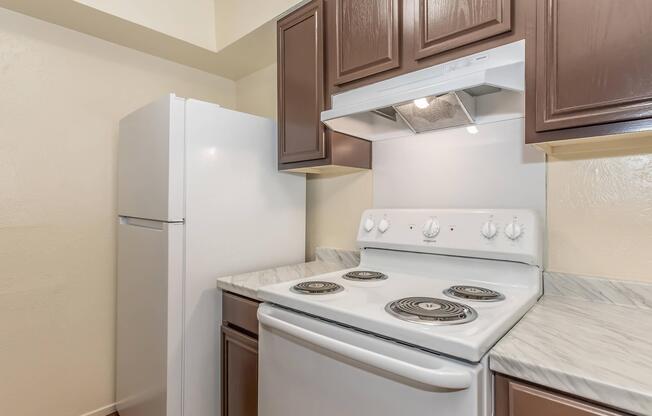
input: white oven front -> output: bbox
[258,303,491,416]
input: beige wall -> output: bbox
[75,0,218,50]
[0,8,235,416]
[306,171,374,259]
[235,63,278,119]
[215,0,302,49]
[547,149,652,281]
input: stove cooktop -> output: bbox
[258,253,540,362]
[259,209,542,362]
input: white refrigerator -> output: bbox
[116,95,306,416]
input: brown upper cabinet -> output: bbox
[526,0,652,144]
[414,0,512,60]
[325,0,521,94]
[333,0,401,85]
[277,1,325,164]
[277,0,372,172]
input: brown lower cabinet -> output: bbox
[221,292,260,416]
[495,374,631,416]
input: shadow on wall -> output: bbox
[306,170,374,260]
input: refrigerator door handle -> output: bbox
[119,217,168,230]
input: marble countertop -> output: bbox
[216,247,359,300]
[490,273,652,416]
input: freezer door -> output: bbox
[116,218,184,416]
[118,94,185,221]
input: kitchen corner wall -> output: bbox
[215,0,303,50]
[75,0,219,50]
[0,8,236,416]
[305,171,373,260]
[235,63,278,120]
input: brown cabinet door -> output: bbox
[333,0,401,85]
[413,0,512,60]
[534,0,652,132]
[495,375,628,416]
[221,326,258,416]
[277,0,326,164]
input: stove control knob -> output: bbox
[422,218,440,238]
[363,217,375,232]
[481,221,498,239]
[378,218,390,233]
[505,220,523,240]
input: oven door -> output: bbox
[258,303,490,416]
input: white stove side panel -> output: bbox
[372,118,546,220]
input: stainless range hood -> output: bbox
[321,41,525,141]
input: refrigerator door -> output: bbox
[118,94,185,222]
[183,100,306,416]
[116,218,184,416]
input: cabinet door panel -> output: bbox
[511,383,626,415]
[278,0,325,163]
[334,0,400,85]
[495,375,627,416]
[535,0,652,132]
[221,326,258,416]
[414,0,512,59]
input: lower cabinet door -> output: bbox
[495,375,628,416]
[222,326,259,416]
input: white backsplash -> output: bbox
[372,118,546,220]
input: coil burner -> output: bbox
[291,281,344,295]
[385,297,477,325]
[443,285,505,302]
[342,271,388,282]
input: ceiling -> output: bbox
[0,0,292,80]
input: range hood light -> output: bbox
[413,98,430,109]
[466,126,479,134]
[393,91,476,134]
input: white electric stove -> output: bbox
[257,209,542,416]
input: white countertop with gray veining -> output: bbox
[216,247,360,300]
[490,273,652,416]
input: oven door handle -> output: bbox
[258,311,473,390]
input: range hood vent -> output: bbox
[392,91,475,133]
[321,41,525,141]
